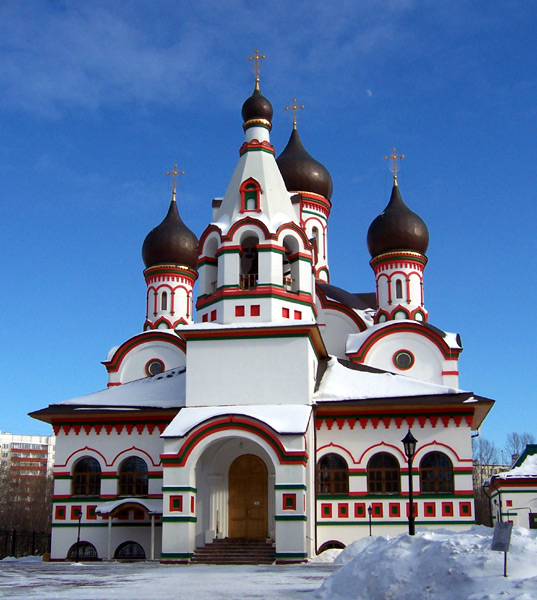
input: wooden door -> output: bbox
[228,454,268,538]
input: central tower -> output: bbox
[196,57,316,325]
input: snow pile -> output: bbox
[309,548,343,563]
[1,555,42,563]
[314,526,537,600]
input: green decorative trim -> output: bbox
[274,484,307,490]
[258,247,285,255]
[302,208,328,222]
[317,519,475,526]
[162,486,197,493]
[275,515,307,521]
[316,494,351,500]
[215,247,241,256]
[274,552,308,559]
[316,493,473,501]
[161,552,194,559]
[161,516,197,523]
[239,146,275,157]
[53,522,108,528]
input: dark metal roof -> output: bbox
[142,197,198,270]
[276,128,333,200]
[317,281,377,310]
[367,184,429,258]
[241,87,273,124]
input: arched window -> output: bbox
[161,291,168,311]
[115,541,146,559]
[395,279,403,299]
[317,453,349,495]
[72,457,101,496]
[119,457,148,496]
[67,541,98,561]
[240,236,258,290]
[282,235,300,293]
[239,178,261,212]
[310,227,319,266]
[419,452,454,493]
[318,540,346,553]
[367,452,400,494]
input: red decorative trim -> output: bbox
[282,494,296,511]
[164,416,308,467]
[442,371,459,376]
[348,321,461,363]
[424,502,436,517]
[103,331,185,373]
[239,139,276,156]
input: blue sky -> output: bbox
[1,1,535,453]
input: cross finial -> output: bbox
[165,163,185,201]
[384,148,405,186]
[285,98,305,130]
[248,49,266,90]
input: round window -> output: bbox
[145,359,165,377]
[393,350,414,370]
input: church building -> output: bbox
[31,56,494,563]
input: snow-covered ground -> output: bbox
[1,526,536,599]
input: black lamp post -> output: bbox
[367,505,372,536]
[402,429,418,536]
[75,509,82,562]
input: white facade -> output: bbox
[31,76,494,563]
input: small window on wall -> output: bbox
[367,452,401,494]
[72,457,101,496]
[240,178,261,212]
[419,452,454,493]
[395,279,403,299]
[317,453,349,496]
[161,292,168,311]
[145,359,164,377]
[119,457,149,496]
[393,350,414,371]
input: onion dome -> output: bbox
[142,196,198,270]
[242,86,273,125]
[276,128,333,200]
[367,183,429,258]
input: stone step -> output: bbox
[191,538,275,565]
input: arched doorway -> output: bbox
[228,454,268,538]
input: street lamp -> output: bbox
[367,505,372,536]
[75,509,82,562]
[402,429,418,536]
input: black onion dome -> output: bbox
[366,184,429,258]
[142,198,198,270]
[276,128,333,200]
[241,87,273,124]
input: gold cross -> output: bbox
[248,49,266,89]
[285,98,304,130]
[165,163,185,200]
[384,148,405,185]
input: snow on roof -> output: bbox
[346,320,462,355]
[175,319,315,332]
[56,368,186,409]
[314,358,462,402]
[95,498,162,515]
[162,404,312,437]
[492,453,537,480]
